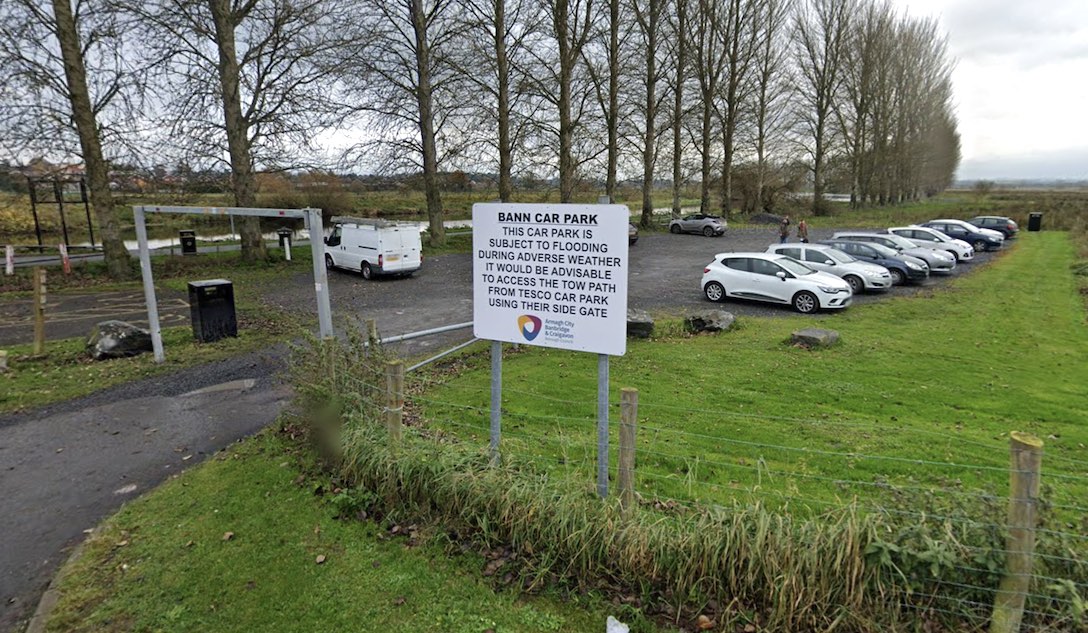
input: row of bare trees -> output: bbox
[0,0,959,274]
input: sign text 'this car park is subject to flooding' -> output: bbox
[472,203,629,356]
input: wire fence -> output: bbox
[316,346,1088,632]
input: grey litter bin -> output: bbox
[179,229,197,255]
[188,279,237,343]
[1028,213,1043,232]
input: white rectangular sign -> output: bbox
[473,203,629,356]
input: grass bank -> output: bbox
[43,430,652,633]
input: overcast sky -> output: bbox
[894,0,1088,180]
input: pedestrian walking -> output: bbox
[778,216,791,243]
[798,219,809,243]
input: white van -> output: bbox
[324,217,422,279]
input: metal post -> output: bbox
[54,180,70,247]
[81,179,95,248]
[4,245,13,276]
[284,236,292,261]
[229,213,236,241]
[597,353,610,497]
[28,178,43,252]
[490,340,502,464]
[134,206,165,363]
[307,209,334,339]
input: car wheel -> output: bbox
[889,268,905,285]
[946,249,960,262]
[792,291,819,314]
[703,281,725,302]
[843,275,864,294]
[361,262,373,280]
[670,224,681,234]
[972,239,988,252]
[702,226,714,237]
[324,254,334,270]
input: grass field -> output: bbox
[43,431,659,633]
[416,232,1088,517]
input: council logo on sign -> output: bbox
[517,314,542,341]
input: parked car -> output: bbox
[967,215,1020,239]
[767,243,893,294]
[670,214,727,237]
[922,219,1004,252]
[830,231,956,274]
[819,239,929,285]
[887,225,975,262]
[325,217,423,279]
[701,252,852,314]
[629,223,639,245]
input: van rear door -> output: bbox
[380,227,422,274]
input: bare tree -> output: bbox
[0,0,135,278]
[665,0,692,218]
[138,0,349,259]
[748,0,794,214]
[631,0,668,225]
[715,0,759,217]
[456,0,540,201]
[690,0,728,214]
[793,0,853,215]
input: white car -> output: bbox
[831,232,957,274]
[888,226,974,262]
[701,252,852,314]
[767,243,893,293]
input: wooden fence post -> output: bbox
[366,319,379,357]
[618,387,638,515]
[990,431,1043,633]
[32,267,46,355]
[384,360,404,442]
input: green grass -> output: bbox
[44,431,657,633]
[417,232,1088,516]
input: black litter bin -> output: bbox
[179,229,197,255]
[277,228,293,248]
[188,279,237,342]
[1028,212,1043,232]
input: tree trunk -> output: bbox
[670,0,686,219]
[410,0,445,246]
[209,0,265,261]
[556,0,575,203]
[639,0,659,228]
[605,0,619,201]
[698,87,713,215]
[50,0,130,279]
[494,0,512,202]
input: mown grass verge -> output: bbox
[285,232,1088,631]
[43,431,635,633]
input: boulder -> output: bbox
[626,309,654,339]
[86,320,154,360]
[685,310,736,333]
[790,328,840,348]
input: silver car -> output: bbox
[669,213,727,237]
[888,225,974,262]
[767,243,893,293]
[831,232,957,274]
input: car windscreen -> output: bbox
[868,243,898,258]
[884,234,917,249]
[774,257,816,276]
[825,249,856,263]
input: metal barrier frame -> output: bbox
[133,205,333,363]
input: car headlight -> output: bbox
[818,285,843,293]
[905,261,922,270]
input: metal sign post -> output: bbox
[472,202,630,491]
